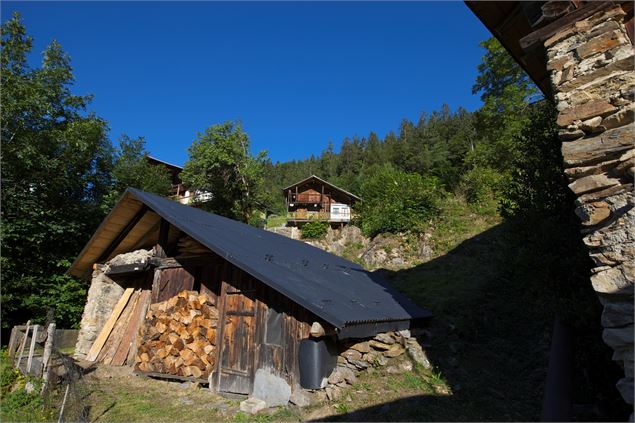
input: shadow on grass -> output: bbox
[318,220,629,421]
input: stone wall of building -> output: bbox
[545,5,634,411]
[74,269,125,359]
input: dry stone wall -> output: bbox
[545,5,634,411]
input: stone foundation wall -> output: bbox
[317,330,431,402]
[545,5,634,411]
[74,270,124,359]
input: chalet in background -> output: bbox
[146,156,211,205]
[284,175,361,226]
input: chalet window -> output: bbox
[265,306,283,345]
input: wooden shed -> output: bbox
[70,188,430,395]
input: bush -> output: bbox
[459,166,504,215]
[301,221,329,239]
[358,165,441,237]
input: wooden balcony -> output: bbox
[286,211,351,222]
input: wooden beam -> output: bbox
[155,218,170,258]
[86,288,134,361]
[520,1,615,50]
[97,205,148,263]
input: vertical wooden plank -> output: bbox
[86,287,134,361]
[112,289,151,366]
[101,290,141,364]
[7,326,18,360]
[151,268,162,303]
[16,321,31,368]
[41,323,56,392]
[26,325,39,374]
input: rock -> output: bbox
[400,360,413,372]
[383,344,405,358]
[368,340,392,351]
[338,366,356,384]
[327,368,345,385]
[602,301,634,327]
[580,116,604,133]
[575,201,611,226]
[568,174,620,195]
[386,366,400,374]
[616,377,634,405]
[406,340,432,369]
[349,341,371,354]
[559,128,586,140]
[348,359,369,370]
[591,262,634,294]
[397,329,411,340]
[240,398,267,415]
[561,124,633,167]
[603,325,634,349]
[374,333,396,345]
[375,354,388,367]
[251,368,291,407]
[576,30,627,59]
[341,349,362,361]
[24,381,35,394]
[602,104,635,130]
[557,100,618,127]
[325,386,341,401]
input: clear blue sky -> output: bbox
[3,1,491,165]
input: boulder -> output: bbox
[406,339,432,369]
[341,349,362,361]
[325,386,341,401]
[383,344,405,358]
[289,389,312,407]
[601,301,634,327]
[339,366,357,384]
[327,368,345,385]
[251,368,291,407]
[369,340,392,351]
[349,341,371,354]
[374,333,396,345]
[348,359,369,370]
[240,398,267,415]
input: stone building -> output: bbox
[468,0,633,414]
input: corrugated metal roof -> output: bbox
[72,188,430,334]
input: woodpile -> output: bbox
[135,290,219,379]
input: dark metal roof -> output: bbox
[283,175,362,202]
[85,188,430,337]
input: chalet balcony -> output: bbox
[286,211,351,223]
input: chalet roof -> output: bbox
[70,188,430,338]
[283,175,361,202]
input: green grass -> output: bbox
[265,215,287,228]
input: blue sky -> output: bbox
[3,2,491,165]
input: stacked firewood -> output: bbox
[135,290,219,379]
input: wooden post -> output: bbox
[26,324,39,374]
[156,218,170,258]
[41,323,56,394]
[16,320,30,368]
[7,326,18,360]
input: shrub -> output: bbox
[301,221,329,239]
[459,166,504,214]
[358,165,441,237]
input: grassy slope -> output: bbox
[11,196,616,422]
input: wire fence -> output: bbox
[8,322,90,422]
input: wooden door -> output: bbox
[217,275,257,394]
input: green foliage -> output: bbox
[181,121,269,223]
[101,135,172,212]
[300,221,329,239]
[1,13,111,329]
[459,166,504,214]
[0,350,19,393]
[0,14,173,329]
[358,165,441,237]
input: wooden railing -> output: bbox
[287,211,330,221]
